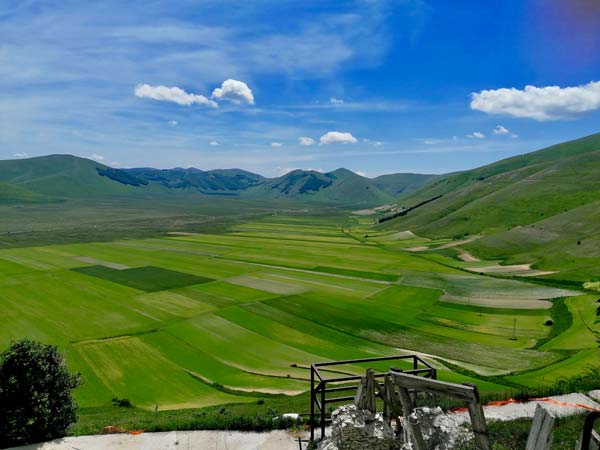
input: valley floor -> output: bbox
[0,212,598,424]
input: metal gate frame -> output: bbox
[309,355,436,441]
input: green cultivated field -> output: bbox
[0,215,598,415]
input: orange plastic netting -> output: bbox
[451,397,600,413]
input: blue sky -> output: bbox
[2,0,600,177]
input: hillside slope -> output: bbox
[378,132,600,280]
[0,182,48,204]
[371,172,439,196]
[381,133,600,237]
[0,154,155,197]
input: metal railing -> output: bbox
[309,355,436,441]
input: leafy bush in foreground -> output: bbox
[0,339,80,448]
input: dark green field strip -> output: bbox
[72,265,213,292]
[311,266,399,282]
[437,301,550,316]
[141,331,307,394]
[236,302,396,356]
[215,305,392,363]
[261,294,560,372]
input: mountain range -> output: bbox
[0,154,437,206]
[2,132,600,279]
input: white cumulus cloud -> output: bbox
[135,84,218,107]
[209,140,220,146]
[492,125,518,138]
[271,142,283,147]
[91,153,105,161]
[470,81,600,121]
[319,131,358,145]
[298,137,315,146]
[330,97,344,104]
[356,170,367,177]
[13,152,28,158]
[168,120,178,126]
[466,132,485,139]
[492,125,509,135]
[212,79,254,105]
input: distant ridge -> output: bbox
[0,154,435,207]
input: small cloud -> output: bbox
[466,132,485,139]
[320,131,358,145]
[91,154,105,161]
[168,120,178,126]
[271,142,283,148]
[373,141,383,147]
[13,152,28,158]
[276,166,297,176]
[492,125,518,138]
[492,125,509,135]
[356,170,367,177]
[298,137,316,146]
[135,84,217,108]
[470,81,600,121]
[330,97,344,104]
[423,139,437,145]
[212,79,254,105]
[209,140,220,146]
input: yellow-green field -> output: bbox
[0,215,597,410]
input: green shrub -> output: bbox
[0,339,80,448]
[112,397,133,408]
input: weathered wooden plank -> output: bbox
[397,386,426,450]
[354,377,366,408]
[465,400,490,450]
[391,371,478,402]
[526,404,555,450]
[366,369,377,413]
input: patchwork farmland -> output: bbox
[0,215,597,411]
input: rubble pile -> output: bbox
[318,404,403,450]
[317,405,471,450]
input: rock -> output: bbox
[317,404,471,450]
[318,405,405,450]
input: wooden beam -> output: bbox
[467,400,491,450]
[397,386,427,450]
[525,404,555,450]
[391,372,478,402]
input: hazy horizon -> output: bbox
[2,1,600,177]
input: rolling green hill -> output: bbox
[0,182,48,204]
[246,168,397,205]
[1,155,435,206]
[371,172,439,196]
[379,132,600,280]
[0,154,154,198]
